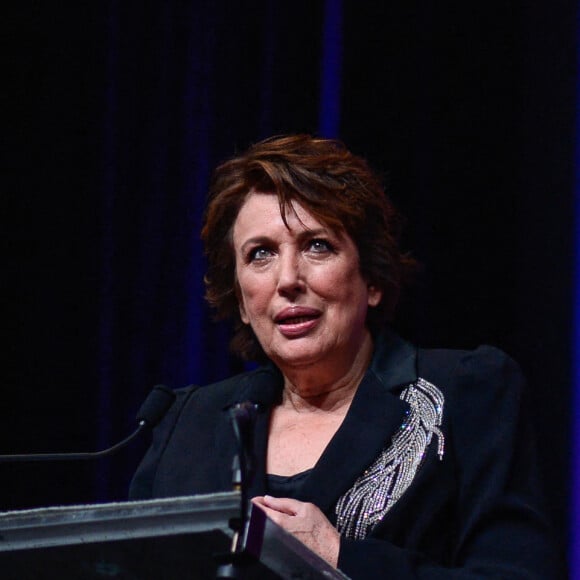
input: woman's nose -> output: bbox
[276,251,304,296]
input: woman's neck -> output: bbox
[278,332,374,414]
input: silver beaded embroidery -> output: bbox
[335,377,445,540]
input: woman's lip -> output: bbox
[274,307,322,337]
[276,316,321,338]
[274,306,321,323]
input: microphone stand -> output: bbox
[215,401,258,579]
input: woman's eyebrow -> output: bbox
[240,236,272,254]
[297,227,328,238]
[239,227,335,254]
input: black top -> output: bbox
[266,469,313,499]
[130,329,564,579]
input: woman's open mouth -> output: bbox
[274,308,321,337]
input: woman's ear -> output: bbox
[239,301,249,324]
[235,280,250,324]
[367,284,382,307]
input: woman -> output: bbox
[130,135,560,577]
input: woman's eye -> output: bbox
[248,247,273,261]
[308,239,333,253]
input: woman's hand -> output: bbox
[252,495,340,567]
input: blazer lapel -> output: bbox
[299,330,418,515]
[298,371,409,514]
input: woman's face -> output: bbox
[232,191,382,373]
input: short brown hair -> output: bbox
[201,134,416,361]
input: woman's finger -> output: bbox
[253,495,299,515]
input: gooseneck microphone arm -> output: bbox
[0,384,176,463]
[0,424,147,463]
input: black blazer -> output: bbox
[130,331,562,578]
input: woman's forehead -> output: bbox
[236,191,325,232]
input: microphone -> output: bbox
[229,401,259,483]
[0,384,176,463]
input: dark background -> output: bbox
[3,0,576,568]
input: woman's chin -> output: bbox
[267,341,327,369]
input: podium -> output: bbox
[0,492,350,579]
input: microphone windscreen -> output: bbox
[136,384,176,427]
[238,367,282,408]
[229,401,258,424]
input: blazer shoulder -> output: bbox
[171,363,283,416]
[418,344,525,394]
